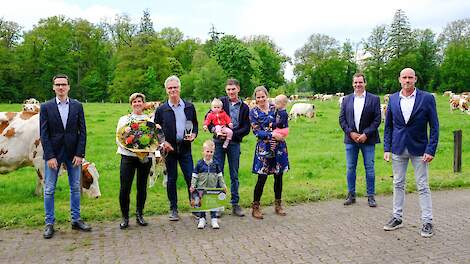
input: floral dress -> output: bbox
[249,105,289,175]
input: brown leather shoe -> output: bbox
[251,201,263,219]
[274,199,287,216]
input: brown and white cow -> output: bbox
[0,110,101,198]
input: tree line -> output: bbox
[0,9,469,103]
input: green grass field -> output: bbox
[1,95,470,228]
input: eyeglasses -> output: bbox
[54,83,68,87]
[167,86,179,90]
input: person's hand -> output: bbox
[357,133,368,143]
[223,187,228,193]
[272,132,284,141]
[72,156,83,167]
[47,158,58,169]
[423,153,434,163]
[184,133,196,142]
[215,131,227,140]
[162,141,174,153]
[203,125,208,131]
[189,186,195,193]
[228,123,233,129]
[384,152,391,162]
[350,132,361,143]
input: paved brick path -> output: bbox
[1,189,469,263]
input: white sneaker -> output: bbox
[211,218,219,229]
[197,218,206,229]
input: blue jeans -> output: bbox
[345,143,376,196]
[214,139,240,205]
[165,148,193,210]
[44,156,81,225]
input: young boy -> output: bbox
[190,140,227,229]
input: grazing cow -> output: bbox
[0,111,101,198]
[289,103,315,119]
[321,94,333,101]
[443,91,453,97]
[335,92,344,97]
[143,101,161,119]
[22,98,40,113]
[380,103,388,121]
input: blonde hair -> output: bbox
[275,94,288,105]
[211,98,223,108]
[252,86,269,99]
[203,139,215,150]
[129,93,146,104]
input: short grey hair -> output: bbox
[164,75,181,88]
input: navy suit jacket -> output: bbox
[154,100,198,151]
[40,98,87,161]
[339,92,381,145]
[384,89,439,156]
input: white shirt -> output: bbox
[399,89,416,124]
[116,113,154,157]
[55,97,69,129]
[353,91,366,131]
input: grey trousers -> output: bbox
[392,148,433,224]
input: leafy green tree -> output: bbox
[159,27,184,48]
[105,14,137,48]
[173,39,201,73]
[388,9,414,59]
[363,25,389,93]
[414,29,438,90]
[245,35,287,90]
[139,9,155,35]
[211,35,254,96]
[440,40,470,92]
[109,35,172,102]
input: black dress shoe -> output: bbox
[120,218,129,229]
[343,192,356,205]
[43,224,54,239]
[368,196,377,207]
[71,220,92,232]
[136,214,148,226]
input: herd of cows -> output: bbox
[0,90,467,199]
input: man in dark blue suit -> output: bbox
[383,68,439,238]
[339,73,381,207]
[154,75,198,221]
[40,74,91,239]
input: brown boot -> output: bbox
[251,201,264,219]
[274,199,287,216]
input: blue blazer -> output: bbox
[384,89,439,156]
[154,100,198,151]
[40,98,87,161]
[339,92,381,145]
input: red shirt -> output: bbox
[204,110,232,126]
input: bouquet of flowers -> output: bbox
[116,118,160,160]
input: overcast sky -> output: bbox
[1,0,469,79]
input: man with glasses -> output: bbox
[40,74,91,239]
[154,75,198,221]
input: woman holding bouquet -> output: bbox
[249,86,289,219]
[116,93,156,229]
